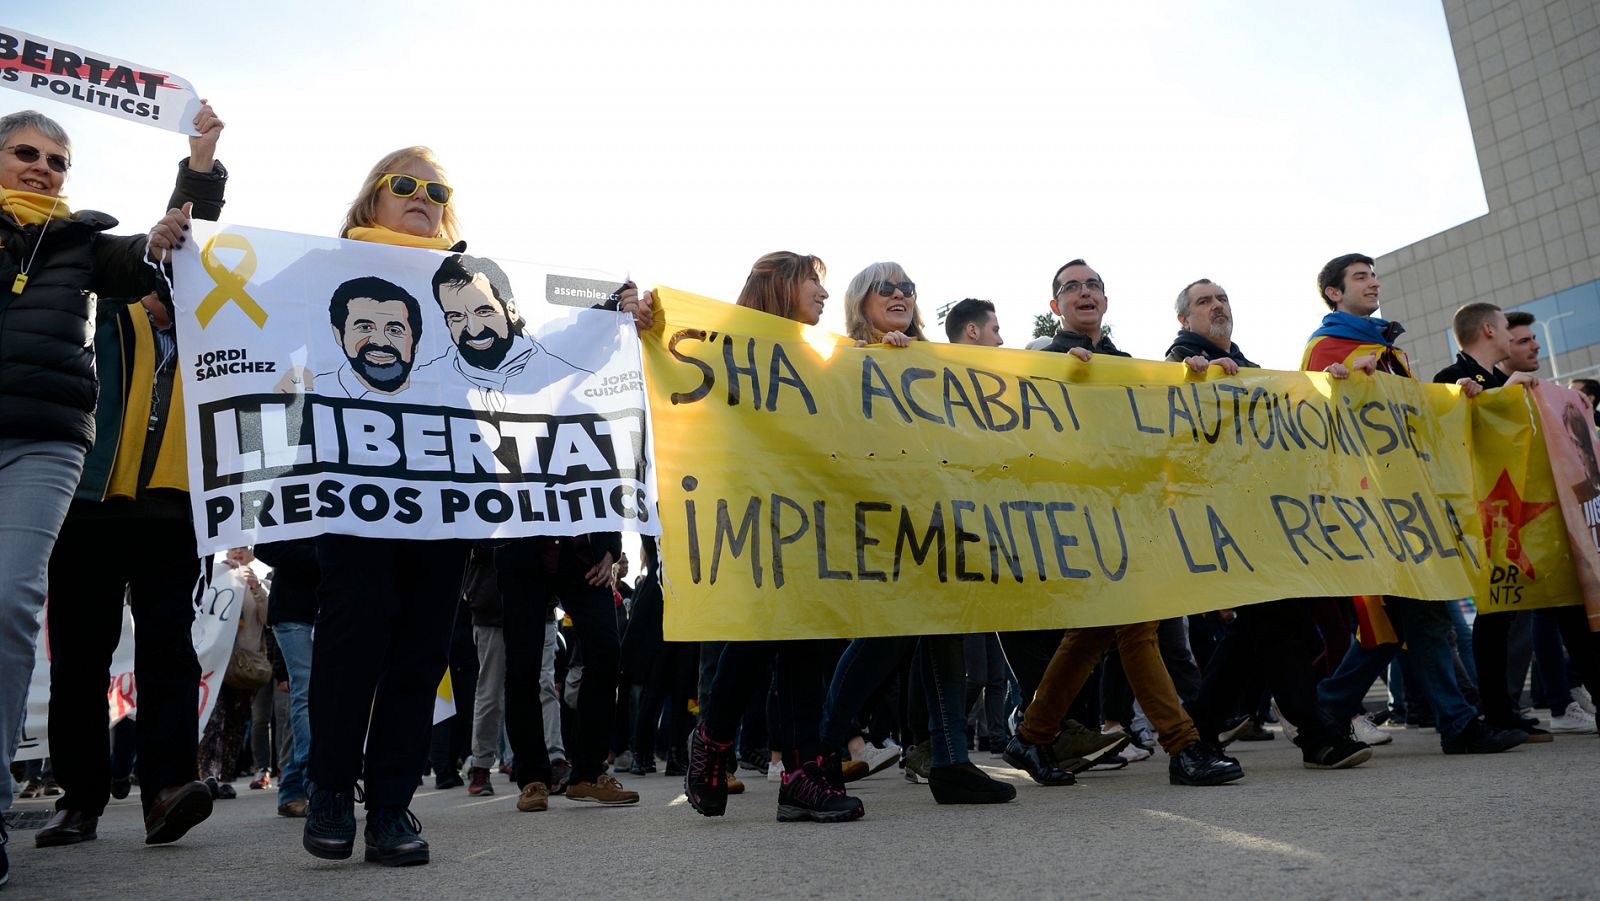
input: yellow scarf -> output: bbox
[0,188,71,226]
[344,225,454,250]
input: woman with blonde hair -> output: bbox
[843,261,925,346]
[828,261,1015,804]
[302,145,470,868]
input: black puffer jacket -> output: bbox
[0,207,158,448]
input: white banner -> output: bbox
[16,555,251,762]
[170,222,659,554]
[0,27,201,135]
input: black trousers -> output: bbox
[428,610,479,779]
[1188,598,1342,750]
[497,541,619,787]
[705,640,833,766]
[308,535,467,809]
[46,509,201,818]
[1472,610,1520,725]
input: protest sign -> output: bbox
[1531,381,1600,629]
[0,26,200,134]
[170,222,657,553]
[641,288,1581,642]
[16,554,251,762]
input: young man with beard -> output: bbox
[1001,260,1244,789]
[320,276,422,398]
[944,298,1004,347]
[1496,312,1600,734]
[1167,278,1372,769]
[1307,254,1526,755]
[428,255,591,412]
[1431,304,1551,741]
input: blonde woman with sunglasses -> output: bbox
[301,147,468,869]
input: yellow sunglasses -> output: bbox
[377,173,452,205]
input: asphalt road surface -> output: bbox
[5,723,1597,900]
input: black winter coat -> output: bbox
[0,206,160,448]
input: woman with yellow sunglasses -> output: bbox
[301,146,467,869]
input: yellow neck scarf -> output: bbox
[1,188,71,226]
[344,225,454,250]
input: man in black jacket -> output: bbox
[1164,278,1252,371]
[33,103,230,852]
[1432,303,1548,742]
[1002,260,1244,789]
[1168,278,1373,770]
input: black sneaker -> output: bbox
[1002,735,1075,786]
[776,760,864,823]
[364,807,428,867]
[928,763,1017,804]
[739,749,770,774]
[1169,741,1245,786]
[303,784,358,860]
[663,756,687,778]
[1303,737,1372,770]
[684,724,731,817]
[1442,719,1527,755]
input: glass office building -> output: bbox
[1375,0,1600,383]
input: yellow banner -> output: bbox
[643,289,1580,641]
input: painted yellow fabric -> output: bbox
[643,288,1579,642]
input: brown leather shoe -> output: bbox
[516,782,549,812]
[144,781,214,845]
[35,809,98,847]
[277,798,308,818]
[841,759,869,782]
[726,772,746,795]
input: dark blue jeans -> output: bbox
[1317,598,1478,744]
[821,635,970,768]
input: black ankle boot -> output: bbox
[302,784,358,860]
[364,807,428,867]
[928,762,1017,804]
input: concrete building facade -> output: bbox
[1375,0,1600,383]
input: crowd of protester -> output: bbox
[1,104,1598,890]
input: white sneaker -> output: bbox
[855,742,899,776]
[1271,700,1298,743]
[1548,702,1598,734]
[1351,713,1393,745]
[767,761,784,783]
[1573,685,1596,716]
[1118,742,1153,763]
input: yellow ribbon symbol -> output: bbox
[196,232,268,328]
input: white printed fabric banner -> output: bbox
[0,26,202,134]
[170,221,658,554]
[16,555,250,762]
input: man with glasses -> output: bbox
[1000,260,1245,789]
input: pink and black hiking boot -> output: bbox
[777,758,865,823]
[685,724,731,817]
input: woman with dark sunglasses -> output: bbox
[682,251,869,823]
[0,107,211,884]
[299,146,470,869]
[828,262,1017,803]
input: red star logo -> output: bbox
[1478,470,1556,578]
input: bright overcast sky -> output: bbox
[10,2,1484,370]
